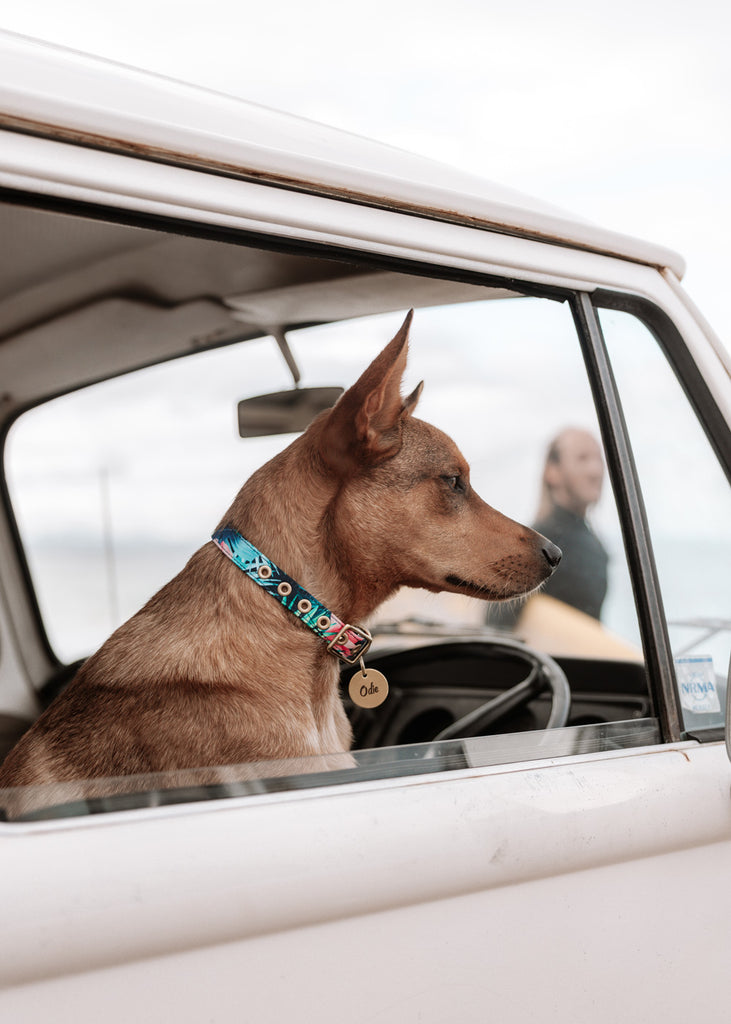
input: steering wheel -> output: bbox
[351,637,571,744]
[431,637,571,740]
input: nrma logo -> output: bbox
[680,680,715,695]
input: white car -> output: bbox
[0,29,729,1023]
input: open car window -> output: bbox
[1,207,658,819]
[7,297,645,661]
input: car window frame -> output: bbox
[587,289,731,743]
[0,192,692,750]
[592,289,731,485]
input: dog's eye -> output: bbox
[443,475,467,493]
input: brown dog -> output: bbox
[0,312,560,803]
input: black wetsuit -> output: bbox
[485,503,608,628]
[533,504,608,620]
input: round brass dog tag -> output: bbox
[349,668,389,709]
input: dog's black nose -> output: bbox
[542,542,562,569]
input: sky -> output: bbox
[2,0,731,348]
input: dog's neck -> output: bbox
[211,528,372,664]
[217,433,394,628]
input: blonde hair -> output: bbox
[535,432,565,522]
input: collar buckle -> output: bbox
[327,624,373,665]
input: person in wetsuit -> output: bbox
[486,427,608,629]
[533,428,608,620]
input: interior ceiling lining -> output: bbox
[0,200,522,420]
[0,201,364,341]
[225,272,515,327]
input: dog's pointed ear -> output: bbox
[321,310,421,471]
[402,379,424,417]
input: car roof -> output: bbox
[0,29,685,278]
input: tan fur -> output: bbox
[0,312,559,815]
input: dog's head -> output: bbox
[317,312,561,610]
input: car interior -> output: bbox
[0,198,661,816]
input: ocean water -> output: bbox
[27,536,731,682]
